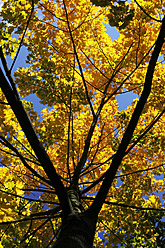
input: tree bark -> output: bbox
[53,213,97,248]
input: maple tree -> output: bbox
[0,0,165,247]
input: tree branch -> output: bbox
[66,88,72,182]
[134,0,162,23]
[0,136,52,186]
[10,0,34,72]
[63,0,95,118]
[0,188,57,205]
[89,16,165,216]
[83,196,165,212]
[0,64,70,219]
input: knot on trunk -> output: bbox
[67,188,82,214]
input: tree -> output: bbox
[0,0,164,247]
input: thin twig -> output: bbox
[134,0,162,23]
[0,188,57,204]
[66,87,72,182]
[10,0,34,71]
[0,136,51,186]
[63,0,95,118]
[83,196,165,212]
[115,163,164,179]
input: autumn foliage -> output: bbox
[0,0,165,247]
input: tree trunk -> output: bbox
[53,212,97,248]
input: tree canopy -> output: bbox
[0,0,164,247]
